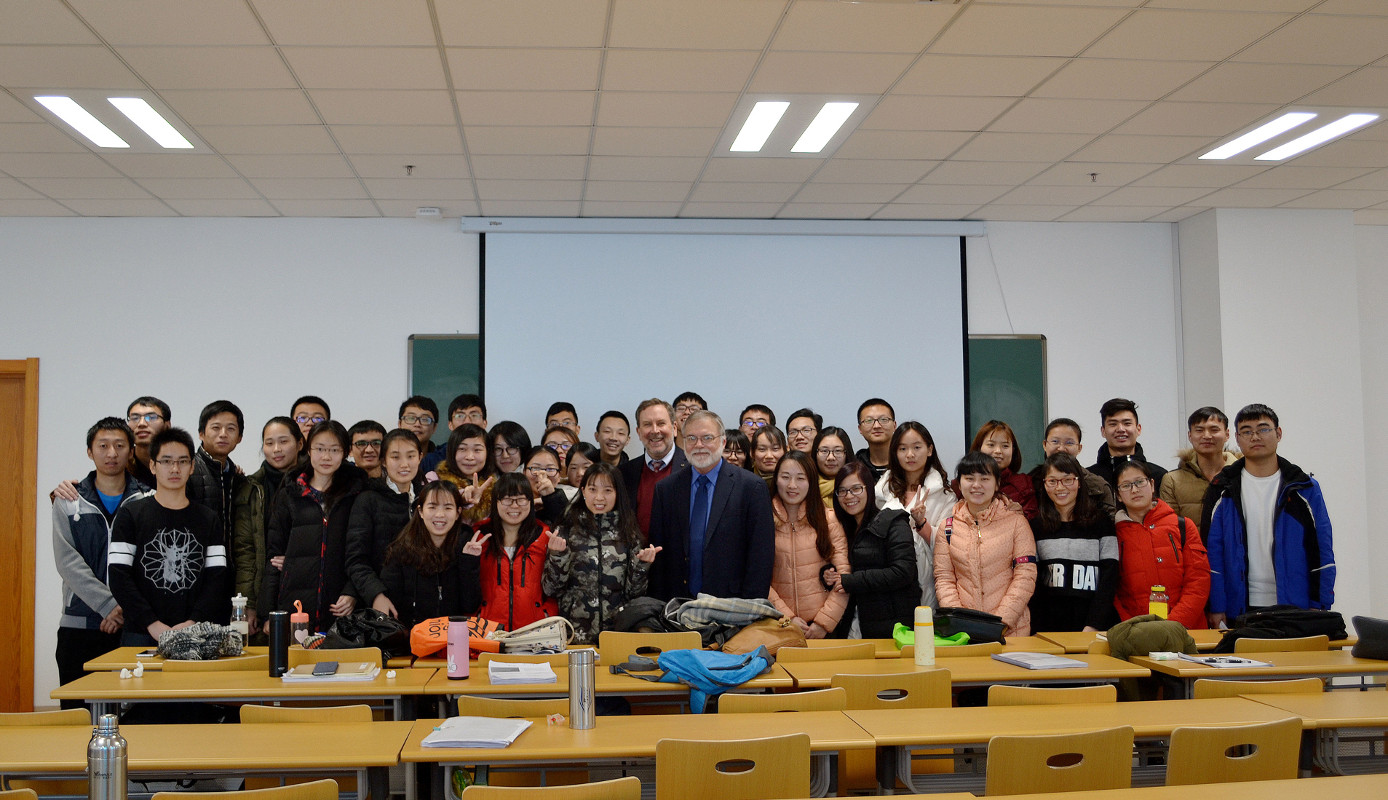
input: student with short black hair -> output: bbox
[232,416,303,635]
[399,396,440,452]
[348,420,387,479]
[1027,418,1116,518]
[672,391,706,434]
[785,408,823,454]
[1090,398,1168,489]
[854,398,897,482]
[126,396,171,486]
[346,428,424,619]
[421,393,488,474]
[1161,406,1237,523]
[290,396,330,440]
[187,401,245,569]
[739,403,776,436]
[595,410,631,466]
[544,401,579,437]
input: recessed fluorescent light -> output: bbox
[34,95,128,148]
[791,102,859,153]
[109,97,193,149]
[1199,112,1316,160]
[730,101,789,152]
[1255,113,1380,161]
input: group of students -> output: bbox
[51,390,1335,697]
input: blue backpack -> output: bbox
[612,645,772,713]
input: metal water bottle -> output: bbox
[267,610,290,677]
[88,713,126,800]
[446,616,469,680]
[914,606,936,667]
[568,649,595,729]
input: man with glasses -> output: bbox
[648,410,774,600]
[51,395,170,501]
[290,396,331,441]
[785,408,822,454]
[544,401,580,438]
[672,391,706,434]
[1089,398,1167,490]
[1204,404,1335,628]
[620,398,689,541]
[854,398,897,482]
[109,427,228,645]
[348,420,387,479]
[398,395,440,452]
[1027,417,1116,517]
[422,393,487,474]
[738,404,776,436]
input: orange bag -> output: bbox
[410,616,503,658]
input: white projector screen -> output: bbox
[482,230,967,464]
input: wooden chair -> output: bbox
[0,710,91,796]
[0,790,38,800]
[456,696,568,718]
[597,631,701,666]
[461,776,640,799]
[239,704,372,724]
[163,654,268,672]
[988,685,1117,706]
[719,687,846,713]
[1087,639,1111,656]
[1191,677,1325,699]
[905,641,1003,659]
[287,647,382,667]
[776,642,875,662]
[1166,717,1302,785]
[831,669,951,709]
[1233,635,1329,653]
[655,733,810,800]
[985,726,1134,795]
[152,779,337,800]
[479,651,588,668]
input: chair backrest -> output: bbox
[985,726,1134,796]
[655,733,810,800]
[988,685,1117,706]
[239,704,373,724]
[597,631,702,666]
[0,709,90,726]
[1086,639,1111,656]
[163,654,269,672]
[906,641,1003,658]
[0,789,39,800]
[1191,677,1325,699]
[1233,635,1329,653]
[1165,717,1302,786]
[776,642,876,662]
[151,779,338,800]
[462,776,641,799]
[287,647,382,667]
[456,696,569,718]
[830,669,951,710]
[479,651,581,667]
[718,687,847,713]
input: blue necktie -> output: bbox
[689,474,710,596]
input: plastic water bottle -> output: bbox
[229,593,249,638]
[446,616,469,680]
[1149,585,1169,619]
[914,606,936,667]
[568,649,596,729]
[88,713,127,800]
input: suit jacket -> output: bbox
[618,446,689,510]
[647,460,775,601]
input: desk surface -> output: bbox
[780,653,1149,689]
[804,636,1062,657]
[922,773,1388,800]
[84,646,270,671]
[400,710,874,764]
[1249,690,1388,727]
[846,697,1304,747]
[51,667,437,701]
[1130,650,1388,680]
[1037,630,1356,653]
[426,660,793,696]
[0,721,413,772]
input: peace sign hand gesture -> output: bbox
[461,473,494,509]
[462,530,491,557]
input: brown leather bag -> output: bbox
[721,616,807,655]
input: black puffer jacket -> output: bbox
[345,477,417,606]
[834,508,919,639]
[262,464,366,632]
[381,535,480,628]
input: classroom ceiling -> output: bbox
[2,0,1388,223]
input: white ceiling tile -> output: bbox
[1032,59,1214,100]
[470,155,587,181]
[679,202,782,218]
[160,90,319,125]
[458,91,594,126]
[791,183,909,204]
[582,182,692,203]
[932,4,1130,57]
[861,96,1014,132]
[1091,186,1214,205]
[1058,205,1173,222]
[988,98,1148,134]
[332,125,463,155]
[101,154,239,178]
[312,90,455,126]
[224,154,357,179]
[1235,166,1375,190]
[0,197,74,215]
[283,47,447,90]
[22,177,150,199]
[951,132,1093,162]
[474,179,583,201]
[0,45,142,88]
[199,125,339,155]
[991,185,1114,205]
[609,0,783,50]
[0,177,42,199]
[135,177,260,198]
[812,159,937,184]
[120,46,296,90]
[688,182,800,203]
[873,203,981,220]
[437,0,608,48]
[895,184,1010,205]
[700,158,822,183]
[596,93,739,128]
[1333,169,1388,191]
[895,55,1065,97]
[479,200,582,216]
[1236,14,1388,65]
[375,199,480,217]
[580,201,685,217]
[0,122,87,152]
[777,203,879,219]
[64,198,176,216]
[749,52,917,95]
[1069,134,1209,163]
[0,1,98,45]
[832,130,973,160]
[1353,209,1388,225]
[1027,162,1162,187]
[65,0,269,45]
[590,127,720,158]
[1144,0,1315,10]
[1299,68,1388,107]
[602,50,759,94]
[250,0,436,46]
[1177,187,1311,207]
[1279,138,1388,167]
[0,95,43,124]
[270,199,380,217]
[1114,102,1280,137]
[1313,0,1388,14]
[448,49,602,92]
[1168,63,1355,104]
[774,2,959,53]
[1146,206,1211,223]
[586,156,706,182]
[1278,189,1385,209]
[466,126,590,155]
[0,152,122,178]
[970,204,1069,221]
[923,161,1050,185]
[249,178,367,199]
[165,198,279,216]
[1084,10,1292,61]
[363,178,476,200]
[1132,164,1269,188]
[347,155,471,179]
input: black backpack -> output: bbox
[1212,605,1346,653]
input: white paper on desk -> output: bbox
[991,652,1087,670]
[1176,654,1271,668]
[280,662,380,681]
[422,716,532,748]
[486,660,557,684]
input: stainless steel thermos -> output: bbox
[88,713,126,800]
[267,610,289,677]
[568,649,595,729]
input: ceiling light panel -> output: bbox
[1256,113,1380,160]
[27,90,205,153]
[1196,107,1382,164]
[719,95,874,157]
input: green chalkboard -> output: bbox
[967,335,1047,472]
[408,335,480,425]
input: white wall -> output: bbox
[1356,223,1388,616]
[0,217,478,707]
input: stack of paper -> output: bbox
[487,660,557,684]
[421,716,532,748]
[1177,654,1271,668]
[992,652,1087,670]
[280,662,380,681]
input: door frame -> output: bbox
[0,358,38,711]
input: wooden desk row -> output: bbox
[1037,629,1358,653]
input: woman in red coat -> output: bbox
[1113,461,1210,629]
[460,472,558,631]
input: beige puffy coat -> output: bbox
[769,498,850,636]
[932,497,1038,635]
[1160,448,1238,522]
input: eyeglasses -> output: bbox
[451,410,486,424]
[1117,479,1149,493]
[1043,476,1079,489]
[311,446,343,456]
[526,465,559,476]
[859,416,894,427]
[685,434,719,446]
[788,426,816,438]
[545,441,573,453]
[817,447,846,458]
[674,403,702,414]
[546,419,575,429]
[741,420,768,429]
[496,496,529,508]
[401,414,435,426]
[127,413,164,424]
[1045,438,1079,448]
[352,439,383,450]
[834,484,867,499]
[1237,426,1276,439]
[493,445,519,457]
[154,457,192,468]
[294,414,326,425]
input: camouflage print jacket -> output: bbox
[542,513,651,645]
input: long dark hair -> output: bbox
[887,421,950,500]
[384,481,466,575]
[444,423,492,480]
[832,459,879,542]
[1034,453,1105,532]
[812,426,855,478]
[477,471,542,558]
[750,425,788,476]
[305,420,356,505]
[775,450,833,561]
[561,461,642,551]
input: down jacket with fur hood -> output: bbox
[768,498,850,636]
[932,497,1038,635]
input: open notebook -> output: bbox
[422,716,532,748]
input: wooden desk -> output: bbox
[0,721,412,799]
[1130,651,1388,698]
[400,711,874,800]
[846,697,1302,793]
[1037,630,1357,653]
[804,636,1063,658]
[780,653,1149,690]
[51,667,438,720]
[426,660,793,698]
[1248,690,1388,774]
[905,773,1388,799]
[84,645,270,671]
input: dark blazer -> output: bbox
[618,446,689,510]
[647,460,774,601]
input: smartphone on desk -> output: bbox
[136,649,157,658]
[311,661,339,676]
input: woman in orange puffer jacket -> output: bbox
[1113,461,1209,629]
[768,451,850,639]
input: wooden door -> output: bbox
[0,358,38,711]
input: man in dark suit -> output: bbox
[619,398,688,541]
[648,410,774,600]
